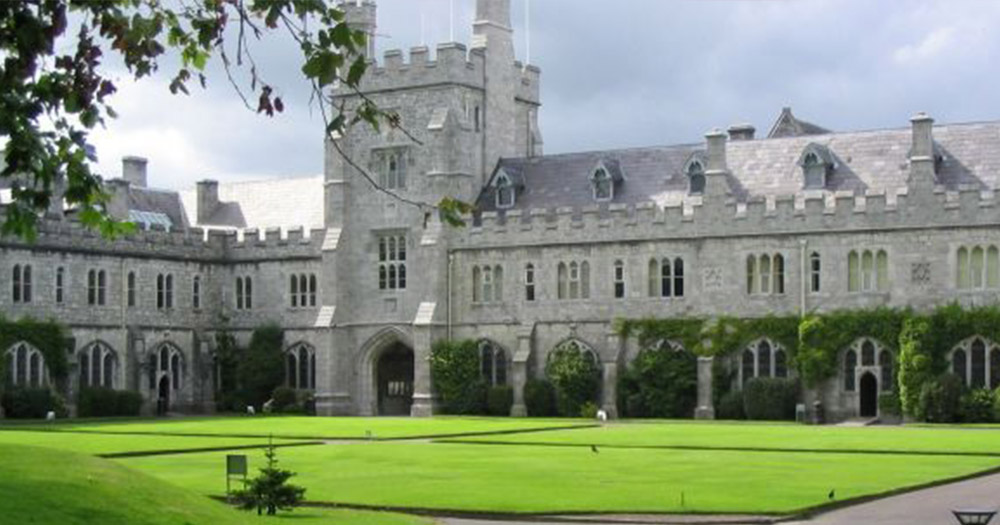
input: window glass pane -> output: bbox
[991,348,1000,390]
[774,254,784,295]
[848,251,860,292]
[861,251,874,291]
[758,342,771,378]
[880,351,893,391]
[844,350,857,391]
[811,253,821,293]
[580,262,590,299]
[953,349,968,385]
[862,341,875,366]
[876,250,889,291]
[989,247,1000,288]
[972,339,987,388]
[661,259,672,297]
[760,255,771,294]
[746,256,755,295]
[972,247,985,289]
[957,248,970,289]
[775,350,787,378]
[742,350,755,386]
[287,353,297,388]
[674,258,684,297]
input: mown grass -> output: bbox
[16,415,589,440]
[0,430,312,456]
[0,443,431,525]
[448,420,1000,455]
[118,441,1000,514]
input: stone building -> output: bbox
[3,0,1000,421]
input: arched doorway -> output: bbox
[157,375,170,415]
[859,372,878,418]
[377,343,414,416]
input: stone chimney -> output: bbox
[196,179,219,224]
[122,156,148,188]
[106,178,130,220]
[728,124,756,141]
[704,128,730,198]
[908,112,937,190]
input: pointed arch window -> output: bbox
[479,341,508,386]
[972,338,987,388]
[12,264,32,303]
[524,263,536,302]
[79,343,118,390]
[55,267,65,305]
[810,252,821,293]
[496,173,515,209]
[687,160,706,195]
[848,249,889,292]
[5,342,47,387]
[879,351,894,391]
[957,245,1000,290]
[800,145,833,189]
[648,257,685,298]
[746,253,784,296]
[592,168,613,201]
[613,260,626,299]
[953,349,968,385]
[844,350,857,391]
[286,344,316,390]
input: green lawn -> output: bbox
[0,444,430,525]
[118,441,1000,514]
[0,430,313,456]
[22,415,589,440]
[449,420,1000,455]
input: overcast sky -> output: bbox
[87,0,1000,190]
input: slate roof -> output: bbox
[178,175,324,231]
[478,119,1000,213]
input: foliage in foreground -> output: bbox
[617,343,697,418]
[429,340,487,415]
[232,442,306,516]
[546,343,601,417]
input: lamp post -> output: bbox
[953,508,997,525]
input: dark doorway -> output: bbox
[157,375,170,416]
[860,372,878,418]
[377,343,414,416]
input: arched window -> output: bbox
[234,275,252,309]
[592,168,613,201]
[992,347,1000,390]
[6,343,47,387]
[660,258,673,297]
[164,275,173,308]
[971,247,986,289]
[127,271,136,307]
[378,235,407,291]
[802,152,826,188]
[12,264,32,303]
[746,255,756,295]
[157,274,173,309]
[876,250,889,291]
[810,252,821,293]
[742,349,755,387]
[758,340,772,378]
[773,254,785,295]
[285,344,316,390]
[290,275,299,307]
[861,251,874,291]
[848,251,860,292]
[958,247,970,289]
[79,343,118,390]
[844,350,857,391]
[971,338,987,388]
[482,266,494,302]
[479,341,508,386]
[309,274,317,306]
[760,254,772,294]
[850,250,889,293]
[235,277,245,309]
[861,340,875,366]
[879,351,893,391]
[55,267,65,304]
[687,160,706,195]
[613,260,626,299]
[88,269,97,305]
[496,173,515,208]
[524,264,536,301]
[989,247,1000,288]
[775,350,787,378]
[953,349,968,386]
[674,258,685,297]
[192,275,201,309]
[557,262,568,299]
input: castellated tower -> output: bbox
[317,0,541,417]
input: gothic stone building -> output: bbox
[3,0,1000,421]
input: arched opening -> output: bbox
[157,375,170,416]
[376,343,414,416]
[859,372,878,418]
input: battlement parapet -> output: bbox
[461,186,1000,248]
[338,43,486,96]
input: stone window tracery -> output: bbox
[235,276,253,310]
[848,249,889,293]
[290,273,318,308]
[956,245,1000,290]
[12,264,32,303]
[648,257,685,298]
[746,253,784,296]
[87,269,107,306]
[479,341,508,386]
[156,273,174,309]
[286,343,316,390]
[378,235,407,291]
[79,342,118,390]
[5,342,47,387]
[740,339,787,386]
[613,260,626,299]
[951,337,1000,388]
[472,265,504,303]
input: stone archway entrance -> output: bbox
[377,343,414,416]
[157,375,170,415]
[860,372,878,418]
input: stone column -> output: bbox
[510,325,534,417]
[599,331,622,418]
[695,356,715,420]
[410,325,434,417]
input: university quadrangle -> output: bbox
[3,0,1000,421]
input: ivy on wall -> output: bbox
[0,316,72,387]
[798,308,907,387]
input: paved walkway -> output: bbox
[441,471,1000,525]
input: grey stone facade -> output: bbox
[3,1,1000,421]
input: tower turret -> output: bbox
[340,0,376,59]
[471,0,518,185]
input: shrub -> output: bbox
[271,386,299,413]
[960,388,994,423]
[546,344,601,417]
[430,340,487,415]
[579,401,599,419]
[878,391,902,418]
[232,442,306,516]
[917,373,964,423]
[742,377,799,421]
[524,379,556,417]
[487,385,513,417]
[617,345,696,418]
[716,390,746,420]
[898,318,936,417]
[1,387,64,419]
[238,324,286,410]
[77,387,142,417]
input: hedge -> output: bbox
[487,385,513,416]
[77,387,143,417]
[618,343,696,418]
[743,377,799,421]
[546,342,601,417]
[2,387,65,419]
[524,379,556,417]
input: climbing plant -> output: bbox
[798,308,907,387]
[0,316,72,387]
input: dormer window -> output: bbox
[798,144,834,189]
[687,160,706,195]
[496,173,515,209]
[592,168,613,201]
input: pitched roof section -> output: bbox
[767,107,832,139]
[128,187,190,230]
[179,175,324,231]
[478,120,1000,213]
